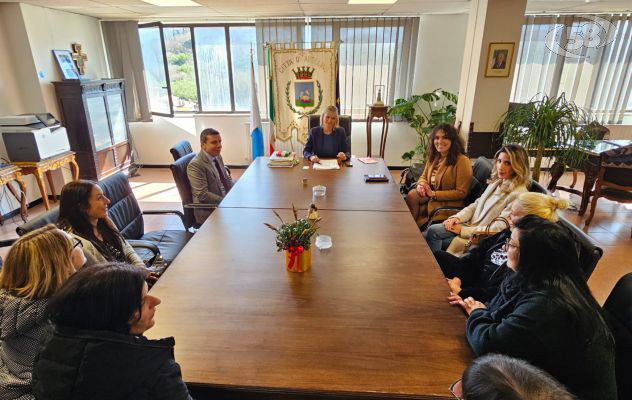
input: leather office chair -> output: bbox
[97,172,192,265]
[604,273,632,400]
[170,140,194,162]
[308,114,352,154]
[586,166,632,237]
[170,153,215,231]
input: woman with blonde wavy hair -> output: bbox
[303,105,351,163]
[0,224,86,400]
[425,144,531,255]
[435,192,568,303]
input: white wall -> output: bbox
[129,13,468,167]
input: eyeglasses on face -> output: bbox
[503,238,519,252]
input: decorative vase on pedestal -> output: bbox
[285,247,312,273]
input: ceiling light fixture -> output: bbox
[140,0,202,6]
[348,0,398,4]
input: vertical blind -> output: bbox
[255,17,419,119]
[511,13,632,124]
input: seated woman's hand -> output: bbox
[443,217,459,230]
[449,294,486,315]
[310,155,320,163]
[447,277,462,295]
[336,152,347,161]
[447,223,462,235]
[416,183,427,197]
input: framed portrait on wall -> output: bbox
[485,42,515,78]
[52,49,80,80]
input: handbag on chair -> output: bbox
[446,217,510,256]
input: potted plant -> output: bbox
[264,205,320,272]
[500,94,592,181]
[389,88,458,166]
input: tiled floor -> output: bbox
[0,167,629,304]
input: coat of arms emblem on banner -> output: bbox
[286,67,323,116]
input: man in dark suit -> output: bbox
[187,128,234,224]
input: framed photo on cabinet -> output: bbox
[52,49,80,80]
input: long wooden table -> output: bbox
[219,157,408,212]
[148,157,472,399]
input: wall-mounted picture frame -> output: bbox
[485,42,515,78]
[52,49,80,80]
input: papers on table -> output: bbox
[358,157,378,164]
[312,159,340,170]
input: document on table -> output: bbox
[312,159,340,170]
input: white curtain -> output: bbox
[102,20,152,122]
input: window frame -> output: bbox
[139,22,256,116]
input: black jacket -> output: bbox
[303,127,351,160]
[467,281,617,400]
[32,326,192,400]
[434,229,513,302]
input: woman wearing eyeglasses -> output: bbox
[57,180,147,270]
[435,192,568,302]
[0,225,86,400]
[450,216,616,400]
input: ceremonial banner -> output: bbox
[269,45,337,151]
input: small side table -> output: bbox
[366,105,390,158]
[0,165,28,224]
[13,151,80,210]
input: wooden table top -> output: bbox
[148,208,471,399]
[219,157,409,212]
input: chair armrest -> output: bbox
[127,240,160,257]
[0,239,17,247]
[142,209,186,226]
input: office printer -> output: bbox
[0,113,71,161]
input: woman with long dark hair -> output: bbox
[32,263,192,400]
[451,215,616,400]
[405,124,472,227]
[57,180,145,269]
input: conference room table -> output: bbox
[148,157,472,399]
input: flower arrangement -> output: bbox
[264,204,320,272]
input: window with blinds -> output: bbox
[256,17,419,119]
[511,14,632,124]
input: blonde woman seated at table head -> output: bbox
[0,225,85,400]
[303,106,351,163]
[405,123,472,227]
[57,180,148,271]
[425,144,531,255]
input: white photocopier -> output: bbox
[0,113,71,161]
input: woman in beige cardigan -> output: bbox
[405,124,473,227]
[424,144,531,255]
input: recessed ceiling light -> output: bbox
[140,0,202,6]
[348,0,397,3]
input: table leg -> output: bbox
[366,115,373,157]
[578,159,600,216]
[69,157,80,180]
[45,170,57,202]
[7,179,28,222]
[34,169,50,210]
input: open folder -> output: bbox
[312,159,340,170]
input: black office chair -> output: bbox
[170,140,194,162]
[604,273,632,400]
[308,114,352,154]
[170,153,215,231]
[97,172,192,265]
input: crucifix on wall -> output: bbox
[71,43,88,75]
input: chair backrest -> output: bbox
[16,208,60,236]
[604,272,632,400]
[170,140,194,162]
[170,152,198,230]
[557,216,602,280]
[529,180,548,194]
[466,122,504,159]
[308,114,352,153]
[464,157,494,206]
[97,172,144,240]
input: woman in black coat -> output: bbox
[32,263,192,400]
[303,106,350,163]
[449,216,616,400]
[434,192,568,302]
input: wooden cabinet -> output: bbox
[53,79,132,181]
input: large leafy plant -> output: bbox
[388,88,458,164]
[500,94,592,181]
